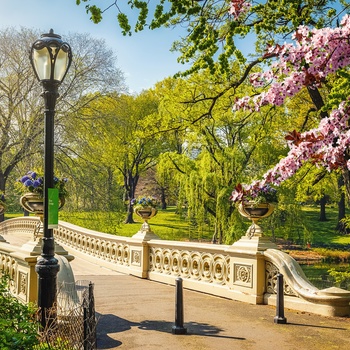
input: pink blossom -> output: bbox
[230,15,350,203]
[234,15,350,111]
[228,0,251,20]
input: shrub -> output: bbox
[0,274,39,349]
[328,268,350,289]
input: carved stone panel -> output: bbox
[265,261,297,296]
[131,250,141,266]
[233,263,253,288]
[18,271,28,301]
[149,247,230,285]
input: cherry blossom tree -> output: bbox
[231,13,350,201]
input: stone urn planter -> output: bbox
[134,207,157,221]
[20,192,65,240]
[133,206,158,240]
[20,192,66,216]
[238,202,275,239]
[20,192,44,215]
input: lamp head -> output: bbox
[30,29,72,84]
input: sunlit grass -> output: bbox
[59,207,213,241]
[4,205,350,246]
[270,205,350,247]
[331,236,350,244]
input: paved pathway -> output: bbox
[69,255,350,350]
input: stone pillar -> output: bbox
[128,222,159,278]
[226,236,278,304]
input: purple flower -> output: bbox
[33,180,41,188]
[18,171,68,198]
[21,175,30,184]
[24,179,33,187]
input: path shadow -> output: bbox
[138,320,245,340]
[286,322,347,330]
[96,312,138,349]
[96,313,245,349]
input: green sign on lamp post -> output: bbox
[48,188,59,229]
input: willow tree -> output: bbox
[153,70,300,243]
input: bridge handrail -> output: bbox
[0,216,39,235]
[264,249,350,304]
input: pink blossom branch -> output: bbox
[230,15,350,201]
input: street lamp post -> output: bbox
[30,29,72,328]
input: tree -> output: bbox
[76,1,350,177]
[0,28,44,220]
[76,1,350,233]
[152,71,297,243]
[0,27,125,218]
[72,91,164,223]
[231,14,350,207]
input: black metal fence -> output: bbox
[38,280,96,350]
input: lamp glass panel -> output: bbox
[33,47,51,80]
[54,49,69,81]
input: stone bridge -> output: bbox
[1,216,350,317]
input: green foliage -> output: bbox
[117,13,132,35]
[0,275,39,350]
[324,69,350,111]
[133,0,149,32]
[151,69,295,243]
[75,0,346,76]
[34,337,75,350]
[328,267,350,287]
[262,203,310,244]
[301,262,350,290]
[76,0,102,23]
[86,5,103,23]
[280,162,341,205]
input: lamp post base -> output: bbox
[35,254,60,328]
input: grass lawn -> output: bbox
[58,207,214,242]
[4,205,350,246]
[297,206,350,247]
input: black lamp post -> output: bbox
[30,29,72,328]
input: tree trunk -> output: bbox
[125,202,135,224]
[124,172,139,224]
[319,194,327,221]
[0,172,5,222]
[336,174,348,234]
[160,187,167,210]
[342,167,350,202]
[211,224,218,244]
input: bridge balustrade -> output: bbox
[0,217,39,303]
[1,217,350,317]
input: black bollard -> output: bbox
[172,277,187,334]
[274,273,287,324]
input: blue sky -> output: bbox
[0,0,188,93]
